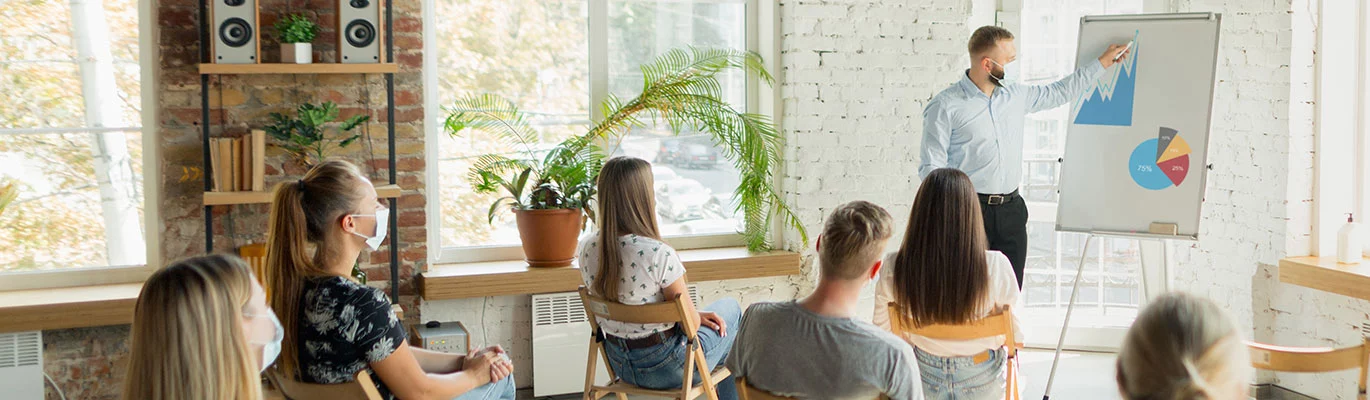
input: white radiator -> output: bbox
[0,331,43,400]
[531,286,700,397]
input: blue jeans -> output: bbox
[453,375,516,400]
[914,347,1007,400]
[601,298,741,400]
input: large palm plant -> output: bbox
[447,47,804,251]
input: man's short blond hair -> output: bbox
[819,201,894,280]
[969,25,1014,57]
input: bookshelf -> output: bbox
[198,0,403,300]
[204,184,402,206]
[198,63,399,75]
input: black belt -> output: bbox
[977,190,1020,206]
[604,327,678,350]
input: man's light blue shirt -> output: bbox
[919,60,1106,194]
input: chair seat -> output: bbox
[589,367,733,399]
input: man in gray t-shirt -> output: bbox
[726,201,923,400]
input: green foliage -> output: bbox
[352,261,367,284]
[0,179,17,217]
[448,47,805,251]
[275,14,320,44]
[446,95,602,226]
[264,102,369,166]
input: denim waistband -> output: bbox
[912,346,1003,367]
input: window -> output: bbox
[1015,0,1145,340]
[0,0,155,290]
[426,0,761,263]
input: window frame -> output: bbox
[0,0,159,291]
[423,0,777,266]
[1309,1,1362,257]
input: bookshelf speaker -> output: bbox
[339,0,382,63]
[210,0,259,64]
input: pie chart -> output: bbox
[1128,127,1190,190]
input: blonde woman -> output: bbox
[123,254,282,400]
[1116,292,1252,400]
[266,160,515,400]
[578,156,741,400]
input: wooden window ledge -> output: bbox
[418,247,802,300]
[0,282,143,333]
[1279,256,1370,302]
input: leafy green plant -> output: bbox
[264,101,369,166]
[446,94,603,226]
[447,47,805,251]
[0,179,17,217]
[275,14,320,44]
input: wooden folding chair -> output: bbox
[1248,322,1370,400]
[887,303,1019,400]
[736,377,793,400]
[239,243,269,298]
[578,286,732,400]
[266,368,384,400]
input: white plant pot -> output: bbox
[282,43,312,64]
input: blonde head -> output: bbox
[123,254,263,400]
[1116,292,1252,400]
[266,159,371,376]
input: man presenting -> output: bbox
[920,26,1130,288]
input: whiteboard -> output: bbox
[1055,13,1221,240]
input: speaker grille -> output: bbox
[219,17,253,48]
[345,20,376,48]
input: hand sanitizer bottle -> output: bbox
[1338,213,1362,264]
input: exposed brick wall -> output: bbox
[43,0,425,398]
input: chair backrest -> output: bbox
[886,303,1016,352]
[1248,339,1370,373]
[736,377,796,400]
[267,368,384,400]
[239,243,269,297]
[578,286,698,338]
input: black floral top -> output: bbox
[298,276,406,400]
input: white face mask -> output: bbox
[349,207,389,251]
[247,309,284,372]
[989,58,1019,87]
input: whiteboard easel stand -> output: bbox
[1041,223,1180,400]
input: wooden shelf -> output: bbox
[418,247,802,300]
[204,184,401,206]
[1279,256,1370,301]
[198,63,398,75]
[0,283,142,333]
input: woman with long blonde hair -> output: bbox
[874,168,1023,400]
[1116,292,1252,400]
[577,156,741,399]
[266,159,515,400]
[123,254,281,400]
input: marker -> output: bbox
[1114,41,1134,62]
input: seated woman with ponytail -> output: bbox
[577,156,742,400]
[1116,292,1252,400]
[266,160,516,400]
[123,254,281,400]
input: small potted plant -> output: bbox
[275,14,319,64]
[264,101,369,167]
[447,96,600,267]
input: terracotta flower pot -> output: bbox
[514,208,583,268]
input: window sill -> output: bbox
[1279,256,1370,301]
[418,247,802,300]
[0,282,143,333]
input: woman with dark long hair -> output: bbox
[874,167,1023,400]
[578,156,741,399]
